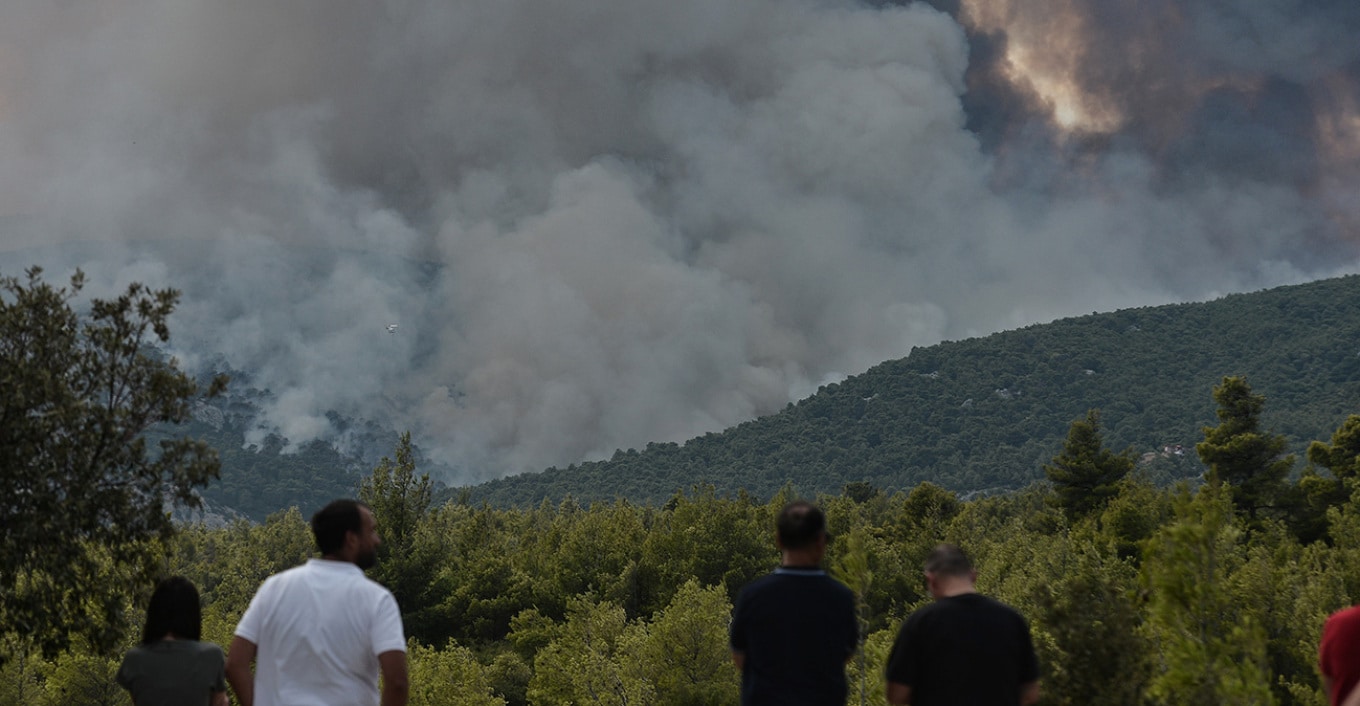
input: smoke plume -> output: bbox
[1,0,1356,480]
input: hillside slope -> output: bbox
[462,275,1360,505]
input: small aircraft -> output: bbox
[386,324,399,334]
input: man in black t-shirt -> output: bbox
[885,544,1040,706]
[729,501,859,706]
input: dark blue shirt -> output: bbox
[730,567,859,706]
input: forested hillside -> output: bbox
[149,367,449,522]
[465,275,1360,506]
[11,372,1360,705]
[12,453,1360,706]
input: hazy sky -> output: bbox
[2,0,1357,481]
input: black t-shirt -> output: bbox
[729,568,859,706]
[885,593,1039,706]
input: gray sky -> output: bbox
[2,0,1357,481]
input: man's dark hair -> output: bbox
[141,576,201,644]
[924,543,973,577]
[312,499,368,556]
[776,500,827,550]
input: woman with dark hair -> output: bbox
[116,576,229,706]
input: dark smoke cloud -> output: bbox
[1,0,1356,481]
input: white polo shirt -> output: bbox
[235,559,406,706]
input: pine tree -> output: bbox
[1196,377,1293,523]
[1044,410,1135,521]
[1141,485,1275,705]
[1295,415,1360,542]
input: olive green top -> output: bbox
[116,639,226,706]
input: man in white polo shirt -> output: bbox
[225,499,408,706]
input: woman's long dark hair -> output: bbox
[141,576,202,645]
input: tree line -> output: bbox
[10,377,1360,705]
[7,267,1360,705]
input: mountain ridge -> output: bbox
[457,274,1360,506]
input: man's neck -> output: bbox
[780,549,822,568]
[932,576,977,598]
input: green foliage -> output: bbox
[0,641,47,706]
[1031,547,1150,706]
[1044,410,1135,521]
[0,267,225,658]
[1141,486,1276,705]
[466,275,1360,507]
[527,599,653,706]
[35,647,126,706]
[486,651,533,706]
[26,449,1360,705]
[1297,416,1360,543]
[1096,475,1175,561]
[362,432,434,550]
[634,580,738,706]
[637,487,771,616]
[1197,377,1294,524]
[407,639,506,706]
[361,432,443,639]
[830,527,874,706]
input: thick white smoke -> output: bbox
[1,0,1356,481]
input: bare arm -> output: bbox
[731,651,745,671]
[886,681,911,705]
[211,690,229,706]
[224,636,257,706]
[379,650,410,706]
[1019,681,1040,706]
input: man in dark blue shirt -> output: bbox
[885,544,1040,706]
[729,501,859,706]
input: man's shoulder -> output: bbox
[361,575,398,601]
[955,592,1026,618]
[735,571,781,598]
[266,559,313,579]
[909,593,1024,622]
[737,570,854,604]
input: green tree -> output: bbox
[360,432,441,637]
[1096,475,1175,562]
[1141,485,1275,705]
[1044,410,1135,521]
[361,432,434,552]
[830,528,873,706]
[1032,546,1150,706]
[37,647,127,706]
[485,651,534,706]
[636,580,738,706]
[1,268,226,658]
[527,599,653,706]
[407,639,506,706]
[1196,377,1293,523]
[0,639,45,706]
[1296,415,1360,543]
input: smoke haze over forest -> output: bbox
[2,0,1357,481]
